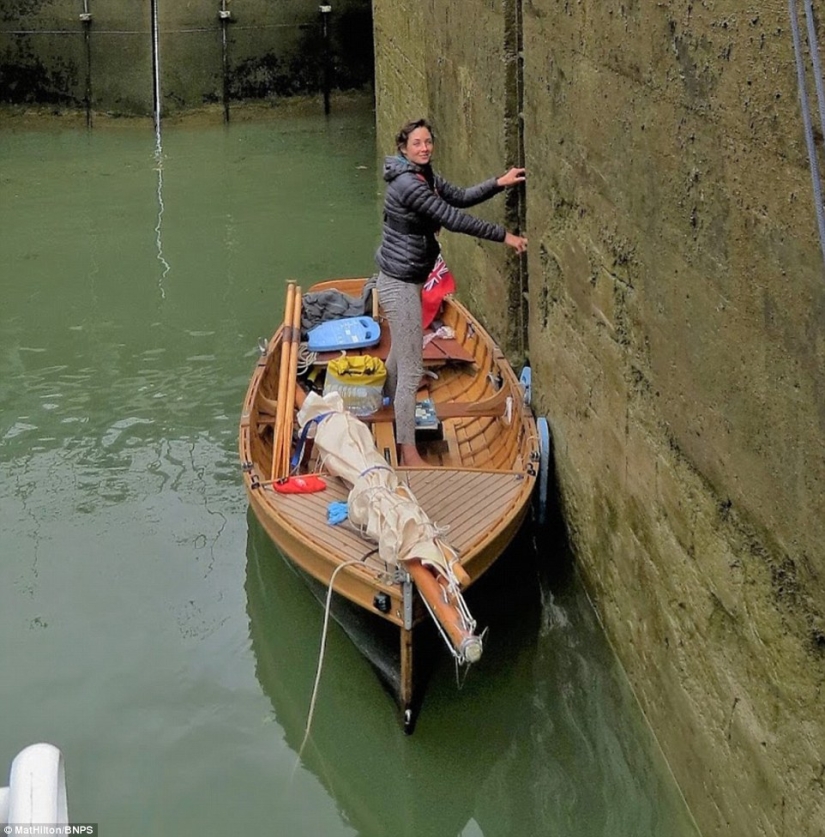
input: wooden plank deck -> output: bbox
[262,468,527,577]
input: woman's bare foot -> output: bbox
[399,443,427,468]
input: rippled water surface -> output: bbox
[0,103,699,836]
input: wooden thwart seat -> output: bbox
[360,385,508,424]
[313,324,475,367]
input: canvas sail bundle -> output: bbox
[296,391,458,577]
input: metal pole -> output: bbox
[219,1,231,123]
[515,0,527,359]
[80,0,92,128]
[151,0,161,135]
[319,5,331,115]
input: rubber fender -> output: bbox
[536,417,550,527]
[519,366,532,406]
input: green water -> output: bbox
[0,103,699,836]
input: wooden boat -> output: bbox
[239,276,542,731]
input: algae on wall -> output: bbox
[373,2,825,836]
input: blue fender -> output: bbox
[536,417,550,526]
[519,366,532,406]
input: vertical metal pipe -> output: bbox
[80,0,92,128]
[320,5,332,115]
[789,0,825,270]
[803,0,825,158]
[151,0,162,136]
[219,1,231,123]
[504,0,528,358]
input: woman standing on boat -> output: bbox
[375,118,528,467]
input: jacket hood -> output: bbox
[383,155,431,183]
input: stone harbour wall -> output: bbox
[374,2,825,836]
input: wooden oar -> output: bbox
[270,282,296,482]
[278,285,303,480]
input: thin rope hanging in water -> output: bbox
[789,0,825,270]
[153,144,171,295]
[294,559,362,768]
[150,0,170,294]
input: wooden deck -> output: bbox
[261,467,530,579]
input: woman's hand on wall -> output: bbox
[497,167,526,188]
[504,232,528,254]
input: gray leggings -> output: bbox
[377,271,423,446]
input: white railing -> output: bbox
[0,744,68,826]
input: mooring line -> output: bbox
[292,559,362,775]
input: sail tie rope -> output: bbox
[290,411,333,471]
[416,582,478,666]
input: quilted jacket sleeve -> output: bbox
[399,174,506,242]
[435,174,504,209]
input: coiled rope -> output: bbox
[296,343,317,376]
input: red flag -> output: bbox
[421,255,456,328]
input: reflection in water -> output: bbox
[151,0,170,296]
[245,515,700,837]
[153,141,171,298]
[245,514,531,837]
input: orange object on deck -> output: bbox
[272,475,327,494]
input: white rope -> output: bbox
[453,626,489,689]
[416,582,478,665]
[294,559,362,767]
[150,0,170,297]
[296,343,317,375]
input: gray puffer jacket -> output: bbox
[375,155,506,282]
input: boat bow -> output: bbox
[297,391,483,663]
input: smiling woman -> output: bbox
[375,117,527,467]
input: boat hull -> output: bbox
[239,276,540,728]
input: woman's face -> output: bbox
[401,127,434,166]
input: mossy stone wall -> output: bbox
[374,2,825,835]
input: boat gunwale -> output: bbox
[240,276,539,618]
